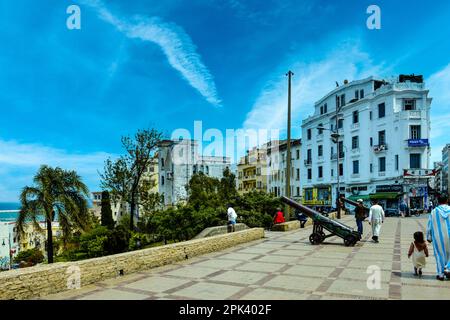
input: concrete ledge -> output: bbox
[194,223,248,239]
[271,212,337,232]
[271,220,300,231]
[0,228,264,300]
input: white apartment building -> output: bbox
[301,75,433,210]
[0,221,19,270]
[267,139,302,200]
[158,139,231,206]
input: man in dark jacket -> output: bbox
[355,199,366,235]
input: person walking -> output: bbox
[368,199,385,243]
[399,200,407,218]
[227,206,238,233]
[355,199,366,235]
[408,231,429,277]
[426,194,450,281]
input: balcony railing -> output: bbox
[331,152,345,160]
[304,159,312,166]
[373,144,388,153]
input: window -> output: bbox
[318,123,324,135]
[379,157,386,172]
[296,149,300,159]
[352,136,359,149]
[339,163,344,176]
[370,163,373,173]
[307,149,312,162]
[161,175,165,185]
[320,105,324,114]
[404,99,416,111]
[340,94,346,107]
[324,103,328,113]
[338,118,344,129]
[307,168,312,180]
[296,187,300,197]
[318,166,323,178]
[410,154,421,169]
[296,168,300,180]
[318,145,323,157]
[336,95,340,108]
[410,125,421,139]
[338,141,344,155]
[307,129,312,140]
[353,110,359,124]
[378,103,386,118]
[370,137,373,146]
[360,89,364,99]
[331,146,334,156]
[331,169,334,177]
[353,160,359,174]
[369,111,372,120]
[305,189,313,201]
[395,155,399,171]
[355,90,359,99]
[161,158,165,168]
[378,130,386,145]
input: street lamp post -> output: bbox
[285,70,294,221]
[317,96,343,219]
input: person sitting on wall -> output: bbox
[273,208,286,225]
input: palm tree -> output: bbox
[17,165,90,263]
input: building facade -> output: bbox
[441,144,450,196]
[0,222,19,270]
[301,75,433,210]
[158,139,231,206]
[237,146,268,194]
[266,139,302,200]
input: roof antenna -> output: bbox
[335,81,339,87]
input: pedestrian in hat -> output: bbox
[355,199,366,235]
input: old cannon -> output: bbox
[281,196,361,246]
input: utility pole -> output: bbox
[285,70,294,221]
[334,95,341,219]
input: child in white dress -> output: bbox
[408,231,429,276]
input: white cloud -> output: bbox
[81,0,221,106]
[0,139,114,202]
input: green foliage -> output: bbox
[13,248,44,265]
[100,191,114,229]
[17,165,90,263]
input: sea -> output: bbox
[0,203,20,222]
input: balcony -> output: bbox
[373,144,388,153]
[331,152,345,160]
[351,123,360,131]
[304,159,312,166]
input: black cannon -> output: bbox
[281,196,361,246]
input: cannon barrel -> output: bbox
[281,196,353,231]
[341,197,370,212]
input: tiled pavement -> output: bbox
[43,215,450,300]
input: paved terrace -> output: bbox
[44,215,450,300]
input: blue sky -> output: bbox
[1,0,450,201]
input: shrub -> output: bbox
[13,248,44,266]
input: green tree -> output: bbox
[101,128,163,230]
[219,167,238,204]
[100,191,114,229]
[17,165,90,263]
[13,248,44,266]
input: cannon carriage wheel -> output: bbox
[344,234,357,247]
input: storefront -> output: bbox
[370,185,403,210]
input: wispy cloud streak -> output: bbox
[82,0,221,106]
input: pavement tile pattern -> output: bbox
[43,215,450,300]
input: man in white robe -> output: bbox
[368,199,385,243]
[427,194,450,281]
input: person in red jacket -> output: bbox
[273,209,286,224]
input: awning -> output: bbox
[348,195,371,201]
[369,192,401,200]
